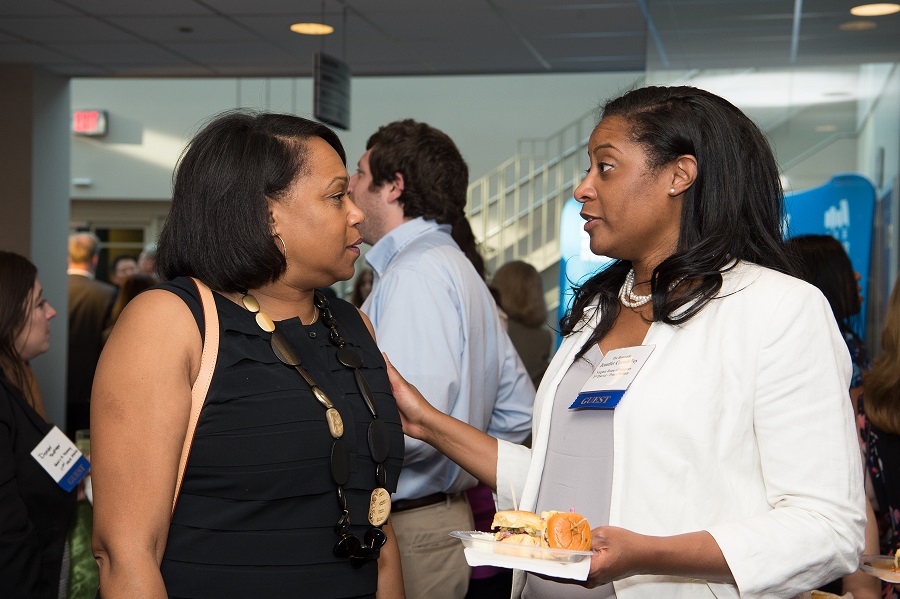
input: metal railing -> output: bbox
[466,109,597,286]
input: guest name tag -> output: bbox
[569,345,655,410]
[30,426,90,492]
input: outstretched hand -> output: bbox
[383,353,433,441]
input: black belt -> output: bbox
[392,492,454,513]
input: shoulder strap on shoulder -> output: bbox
[172,277,219,515]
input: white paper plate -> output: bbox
[860,555,900,583]
[450,530,592,563]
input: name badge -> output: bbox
[570,345,655,410]
[30,426,90,492]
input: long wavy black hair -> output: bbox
[560,86,794,359]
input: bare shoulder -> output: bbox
[96,288,203,413]
[105,288,201,367]
[357,307,377,342]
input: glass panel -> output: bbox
[487,202,500,235]
[532,204,544,250]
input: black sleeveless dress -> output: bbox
[158,278,404,598]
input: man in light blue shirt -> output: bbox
[349,119,534,599]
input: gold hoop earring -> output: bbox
[275,234,286,258]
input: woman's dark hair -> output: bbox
[785,234,862,339]
[157,111,346,292]
[0,251,38,400]
[561,86,794,358]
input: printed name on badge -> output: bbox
[30,426,90,492]
[570,345,655,410]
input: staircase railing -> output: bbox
[466,109,597,286]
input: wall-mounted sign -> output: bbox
[314,53,351,131]
[72,110,108,137]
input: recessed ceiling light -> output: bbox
[815,124,839,133]
[290,22,334,35]
[840,19,878,30]
[850,3,900,16]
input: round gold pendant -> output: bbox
[368,488,391,526]
[255,312,275,332]
[325,407,344,438]
[241,294,260,313]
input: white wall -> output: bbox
[71,72,644,202]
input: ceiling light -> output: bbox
[290,22,334,35]
[839,19,878,30]
[815,124,839,133]
[850,3,900,16]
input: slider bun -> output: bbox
[491,510,543,534]
[544,512,592,551]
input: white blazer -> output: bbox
[496,262,866,598]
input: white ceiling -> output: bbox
[0,0,897,78]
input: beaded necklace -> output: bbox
[241,290,391,567]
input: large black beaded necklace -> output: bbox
[241,290,391,567]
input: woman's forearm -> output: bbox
[385,355,501,490]
[418,407,500,490]
[585,528,734,588]
[376,520,405,599]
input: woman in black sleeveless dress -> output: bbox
[91,113,405,598]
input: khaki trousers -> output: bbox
[391,493,474,599]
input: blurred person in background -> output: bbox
[0,250,77,598]
[491,260,553,388]
[108,255,138,289]
[101,273,158,344]
[137,245,158,280]
[861,277,900,598]
[67,232,115,435]
[786,233,880,599]
[351,268,374,308]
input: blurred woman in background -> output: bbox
[787,234,869,408]
[862,277,900,591]
[491,260,552,387]
[0,250,76,598]
[786,234,880,599]
[102,273,158,343]
[351,268,374,308]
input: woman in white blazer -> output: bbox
[386,86,866,598]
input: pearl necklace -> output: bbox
[618,268,652,308]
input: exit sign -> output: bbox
[72,110,108,137]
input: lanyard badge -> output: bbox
[569,345,655,410]
[30,426,90,492]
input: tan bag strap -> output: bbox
[172,277,219,515]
